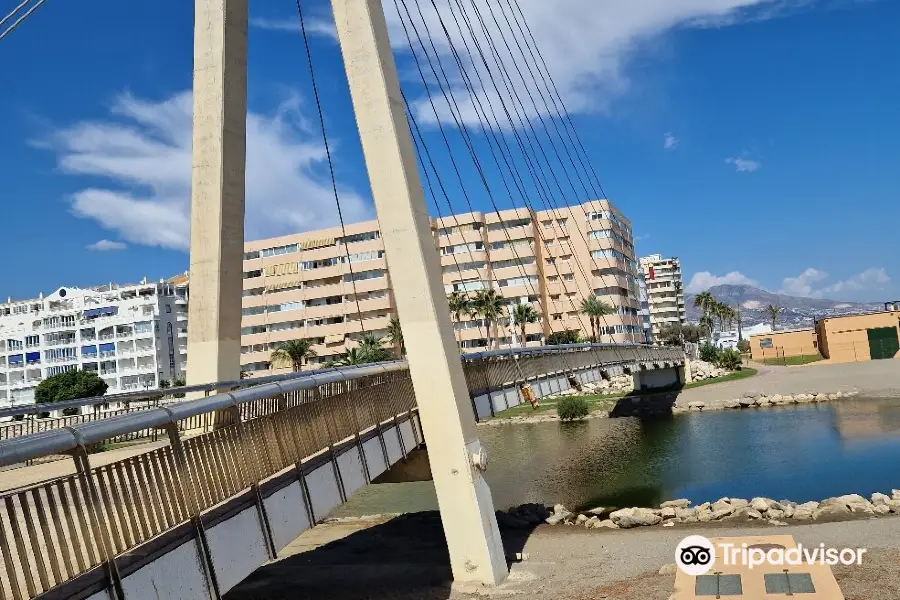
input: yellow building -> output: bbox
[816,310,900,362]
[749,328,819,362]
[239,200,643,376]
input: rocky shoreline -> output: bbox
[481,388,861,426]
[494,490,900,531]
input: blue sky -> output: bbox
[0,0,897,302]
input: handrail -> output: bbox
[0,361,409,467]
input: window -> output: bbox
[541,219,552,228]
[344,269,385,283]
[763,573,815,594]
[442,261,486,274]
[243,287,265,297]
[695,574,742,596]
[564,274,575,281]
[301,257,339,270]
[340,250,384,264]
[760,338,773,349]
[241,325,268,335]
[244,250,260,260]
[269,301,304,313]
[166,306,172,313]
[556,218,568,227]
[25,335,39,347]
[242,306,266,317]
[490,238,531,250]
[263,262,300,277]
[492,257,534,270]
[451,280,487,293]
[339,231,380,244]
[487,218,530,231]
[546,258,556,265]
[260,244,298,258]
[244,269,263,279]
[442,241,484,255]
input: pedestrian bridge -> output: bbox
[0,344,683,600]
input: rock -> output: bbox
[662,521,675,527]
[683,515,699,523]
[769,520,788,526]
[586,506,611,517]
[782,505,795,519]
[610,507,663,528]
[893,489,900,501]
[874,504,892,515]
[659,563,678,575]
[730,498,749,510]
[675,507,696,520]
[888,499,900,513]
[783,394,795,403]
[545,513,568,525]
[768,508,785,519]
[592,519,619,529]
[750,497,772,512]
[723,400,741,409]
[696,502,711,512]
[585,516,600,528]
[827,393,839,401]
[576,514,589,524]
[814,498,852,519]
[743,391,759,399]
[697,509,713,523]
[553,504,568,515]
[872,492,891,506]
[661,507,676,518]
[712,508,733,520]
[688,401,706,411]
[771,394,783,403]
[712,499,732,512]
[793,501,819,521]
[757,398,771,407]
[661,499,691,509]
[739,398,756,407]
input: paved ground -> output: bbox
[227,512,900,600]
[675,358,900,408]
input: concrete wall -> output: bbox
[817,310,900,363]
[749,328,819,361]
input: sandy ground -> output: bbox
[226,512,900,600]
[675,358,900,408]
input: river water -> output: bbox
[478,396,900,511]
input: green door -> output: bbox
[867,327,900,360]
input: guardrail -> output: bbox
[0,362,419,599]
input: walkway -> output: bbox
[676,358,900,408]
[226,512,900,599]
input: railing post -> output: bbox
[68,442,125,600]
[163,423,223,600]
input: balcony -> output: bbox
[98,333,115,341]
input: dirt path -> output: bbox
[676,359,900,408]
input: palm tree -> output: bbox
[270,339,317,372]
[511,303,539,347]
[447,291,470,350]
[356,332,392,363]
[766,304,782,332]
[581,296,616,343]
[472,289,505,349]
[386,316,405,358]
[694,291,716,338]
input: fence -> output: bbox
[0,363,418,600]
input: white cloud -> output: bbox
[250,16,337,39]
[664,133,678,150]
[725,156,761,172]
[779,267,891,299]
[686,271,759,293]
[39,91,372,251]
[779,267,829,296]
[86,239,127,251]
[383,0,838,127]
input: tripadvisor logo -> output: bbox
[676,535,716,576]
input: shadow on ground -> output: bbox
[225,511,538,600]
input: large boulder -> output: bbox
[591,519,619,529]
[675,507,697,520]
[751,497,773,512]
[813,495,872,519]
[610,507,663,528]
[661,499,691,509]
[739,397,756,407]
[767,508,785,520]
[696,508,713,522]
[688,401,706,411]
[723,400,741,409]
[874,504,892,516]
[743,391,759,399]
[872,492,891,507]
[730,498,749,510]
[712,499,733,513]
[793,501,819,521]
[661,507,677,519]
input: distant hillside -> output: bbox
[685,284,882,329]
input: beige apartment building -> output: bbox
[638,254,686,339]
[239,201,643,376]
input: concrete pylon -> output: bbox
[331,0,508,586]
[187,0,247,386]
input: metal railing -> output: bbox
[0,362,418,600]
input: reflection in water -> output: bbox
[479,397,900,511]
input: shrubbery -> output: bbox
[737,339,750,354]
[717,348,743,371]
[699,343,720,363]
[557,396,589,421]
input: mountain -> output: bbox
[685,285,883,329]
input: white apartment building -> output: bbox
[638,254,686,340]
[636,273,654,344]
[0,278,189,409]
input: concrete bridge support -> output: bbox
[331,0,506,586]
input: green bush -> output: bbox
[557,396,589,421]
[717,348,743,371]
[35,370,108,404]
[699,343,720,363]
[736,339,750,354]
[547,330,581,345]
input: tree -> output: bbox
[547,330,581,345]
[270,339,317,372]
[35,370,108,407]
[581,296,615,343]
[511,303,539,347]
[717,348,742,371]
[472,289,505,349]
[356,332,393,363]
[658,323,701,346]
[694,291,716,338]
[159,379,171,389]
[766,304,782,331]
[386,316,405,358]
[447,291,470,350]
[171,377,186,398]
